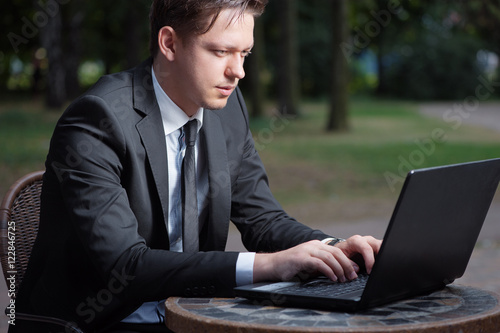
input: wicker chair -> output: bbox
[0,171,84,333]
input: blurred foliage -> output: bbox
[378,2,494,100]
[385,31,484,100]
[1,0,499,102]
[0,0,151,98]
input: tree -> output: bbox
[64,0,84,100]
[123,1,149,68]
[381,2,489,100]
[459,0,500,78]
[244,18,266,118]
[345,0,409,97]
[38,1,65,108]
[327,0,349,131]
[276,0,300,116]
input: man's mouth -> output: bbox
[216,85,235,97]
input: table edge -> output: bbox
[165,287,500,333]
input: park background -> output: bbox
[1,0,500,331]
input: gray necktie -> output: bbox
[182,120,199,252]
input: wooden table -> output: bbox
[165,285,500,332]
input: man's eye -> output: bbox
[242,51,252,58]
[215,50,228,56]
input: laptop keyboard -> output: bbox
[278,274,369,297]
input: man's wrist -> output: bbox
[253,253,275,283]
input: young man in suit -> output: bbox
[15,0,381,332]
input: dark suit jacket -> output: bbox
[16,58,330,332]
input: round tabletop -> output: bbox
[165,285,500,333]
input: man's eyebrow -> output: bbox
[203,41,254,51]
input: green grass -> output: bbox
[251,99,500,209]
[0,99,62,194]
[2,97,500,218]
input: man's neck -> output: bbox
[152,58,199,117]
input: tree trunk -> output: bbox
[375,0,387,96]
[277,0,300,116]
[327,0,349,131]
[64,0,84,100]
[246,18,265,118]
[375,36,387,96]
[39,1,66,108]
[124,1,142,69]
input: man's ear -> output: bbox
[158,26,177,61]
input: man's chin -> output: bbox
[202,97,230,111]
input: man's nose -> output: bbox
[225,54,246,80]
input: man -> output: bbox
[15,0,381,332]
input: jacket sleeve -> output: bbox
[45,93,239,306]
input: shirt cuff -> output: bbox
[235,252,255,286]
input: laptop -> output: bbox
[234,158,500,311]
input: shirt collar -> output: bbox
[152,68,203,136]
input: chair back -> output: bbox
[0,171,44,294]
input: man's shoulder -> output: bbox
[82,58,152,100]
[85,68,135,98]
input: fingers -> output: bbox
[275,240,359,283]
[358,236,382,274]
[363,236,382,274]
[305,241,358,282]
[302,255,340,282]
[314,248,345,282]
[253,237,381,284]
[326,246,358,282]
[337,235,382,274]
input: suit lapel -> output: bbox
[131,59,232,251]
[201,111,231,251]
[133,59,170,238]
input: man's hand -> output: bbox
[253,235,381,283]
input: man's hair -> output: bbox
[149,0,268,57]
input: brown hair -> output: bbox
[149,0,268,57]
